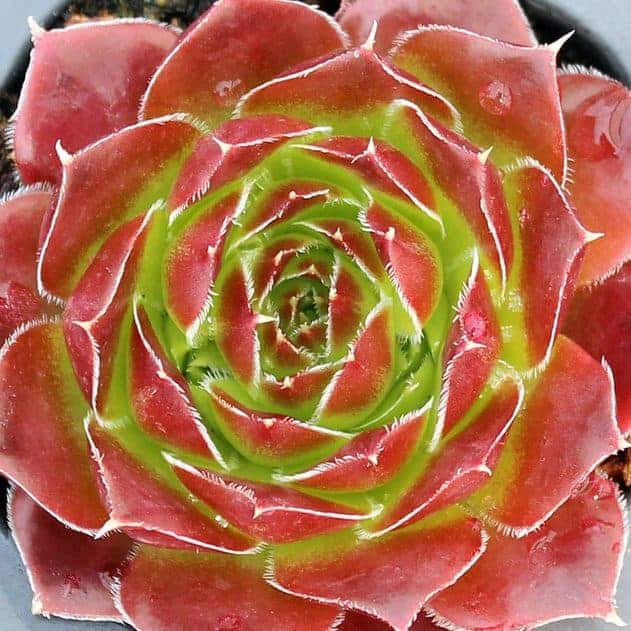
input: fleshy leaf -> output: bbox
[9,487,130,622]
[437,262,501,438]
[276,406,427,492]
[63,213,152,409]
[314,304,394,430]
[214,258,260,384]
[38,116,199,301]
[303,137,435,217]
[429,476,626,629]
[505,162,589,366]
[559,72,631,285]
[169,116,325,214]
[337,0,536,53]
[402,102,513,283]
[164,193,241,335]
[564,261,631,433]
[86,418,258,553]
[0,282,47,344]
[238,47,457,133]
[269,513,487,631]
[369,374,522,538]
[206,386,345,467]
[118,546,342,631]
[14,19,178,184]
[130,306,225,463]
[365,203,442,327]
[0,188,52,289]
[168,456,377,543]
[391,27,567,178]
[141,0,347,126]
[0,322,107,532]
[468,335,624,534]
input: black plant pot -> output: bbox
[0,1,629,629]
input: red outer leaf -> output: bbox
[15,20,177,184]
[169,116,324,213]
[207,387,344,467]
[269,515,487,631]
[391,27,567,179]
[0,322,107,533]
[469,335,624,534]
[0,188,52,290]
[168,456,376,543]
[140,0,348,126]
[559,72,631,285]
[164,193,240,334]
[86,419,258,554]
[507,163,589,365]
[0,188,54,342]
[238,47,457,129]
[0,282,47,344]
[9,487,130,622]
[564,261,631,434]
[403,103,513,284]
[429,476,626,629]
[118,546,342,631]
[130,307,225,463]
[438,262,501,438]
[315,305,394,430]
[277,406,428,492]
[38,117,199,301]
[366,203,442,327]
[369,374,522,538]
[63,213,151,408]
[337,0,536,54]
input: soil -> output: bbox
[0,0,629,494]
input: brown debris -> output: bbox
[599,448,631,490]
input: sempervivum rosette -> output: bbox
[1,1,630,629]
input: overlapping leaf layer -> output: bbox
[1,1,630,630]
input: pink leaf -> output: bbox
[507,163,589,365]
[277,406,427,492]
[9,487,130,622]
[168,456,376,543]
[564,261,631,434]
[559,72,631,285]
[164,193,241,334]
[469,335,624,534]
[205,386,344,467]
[86,418,258,553]
[169,115,323,213]
[337,0,536,54]
[130,306,225,463]
[315,305,394,430]
[38,117,199,301]
[117,546,341,631]
[429,475,626,629]
[15,20,177,184]
[63,214,152,409]
[391,27,567,178]
[0,322,107,533]
[269,514,487,631]
[141,0,347,126]
[369,374,522,537]
[238,47,457,130]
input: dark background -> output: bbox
[0,1,629,629]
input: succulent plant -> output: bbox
[1,0,630,629]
